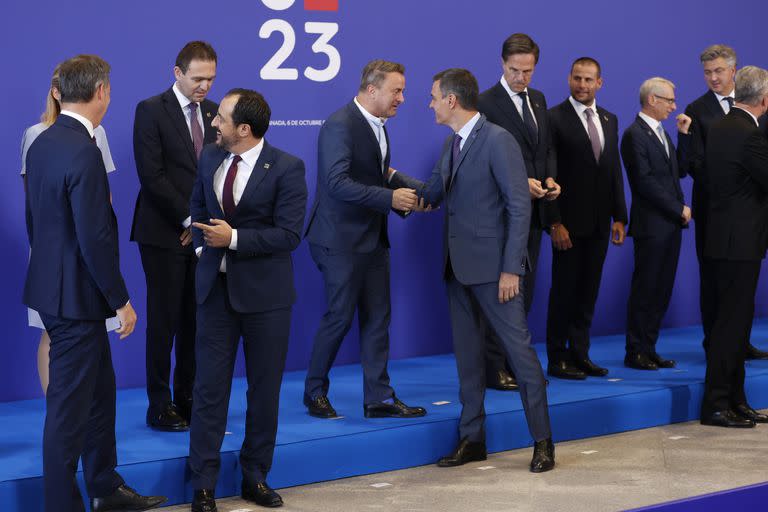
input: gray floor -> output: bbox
[164,416,768,512]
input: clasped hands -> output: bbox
[529,177,561,200]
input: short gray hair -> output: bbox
[639,77,675,106]
[58,55,111,103]
[735,66,768,106]
[700,44,737,68]
[358,60,405,92]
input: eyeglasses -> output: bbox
[653,94,676,105]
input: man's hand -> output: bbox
[528,178,546,199]
[115,302,137,340]
[676,114,692,135]
[392,188,418,211]
[550,223,572,251]
[498,272,520,303]
[180,228,193,246]
[544,177,561,201]
[611,221,626,245]
[681,205,692,225]
[412,197,433,213]
[192,219,233,248]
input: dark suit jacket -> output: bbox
[131,87,218,249]
[305,100,406,252]
[24,115,129,320]
[621,116,684,238]
[704,108,768,261]
[191,142,307,312]
[419,115,531,284]
[478,83,557,228]
[548,100,627,237]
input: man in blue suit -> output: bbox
[415,68,554,472]
[303,60,426,419]
[622,77,690,370]
[24,55,165,512]
[188,88,307,511]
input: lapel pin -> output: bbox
[206,112,211,118]
[603,115,609,122]
[264,163,271,170]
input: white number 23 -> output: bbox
[259,20,340,82]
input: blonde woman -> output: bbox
[20,65,119,394]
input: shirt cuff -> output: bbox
[387,169,396,183]
[182,216,192,229]
[229,229,238,250]
[195,247,202,257]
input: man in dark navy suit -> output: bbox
[132,41,219,430]
[188,89,307,511]
[303,60,426,419]
[545,57,628,379]
[24,54,165,512]
[414,68,553,472]
[477,33,561,390]
[677,44,768,360]
[621,77,690,371]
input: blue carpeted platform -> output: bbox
[3,321,768,511]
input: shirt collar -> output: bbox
[732,106,759,127]
[230,138,265,168]
[569,96,598,117]
[173,82,194,110]
[638,111,662,132]
[714,89,735,103]
[59,110,95,138]
[353,96,386,127]
[456,112,481,141]
[499,76,528,101]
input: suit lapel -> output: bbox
[234,141,274,217]
[562,101,597,164]
[349,102,384,172]
[450,115,485,186]
[703,89,725,118]
[163,88,197,163]
[204,150,227,219]
[492,83,533,149]
[636,116,669,161]
[201,100,218,145]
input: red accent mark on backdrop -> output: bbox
[304,0,338,11]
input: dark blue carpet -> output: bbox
[2,321,768,511]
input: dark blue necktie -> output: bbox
[518,90,538,146]
[448,134,462,190]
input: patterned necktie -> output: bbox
[584,108,602,162]
[222,155,242,219]
[656,124,668,157]
[518,91,538,146]
[189,102,204,159]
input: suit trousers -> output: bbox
[701,260,760,415]
[189,274,291,490]
[484,225,542,375]
[138,243,196,411]
[625,230,681,356]
[546,234,609,362]
[692,186,715,349]
[39,313,124,512]
[304,243,394,404]
[446,274,551,443]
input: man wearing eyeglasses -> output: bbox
[621,78,690,371]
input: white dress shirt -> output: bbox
[455,112,481,150]
[499,77,538,128]
[568,96,605,150]
[198,140,264,272]
[638,112,668,155]
[60,110,95,138]
[354,96,388,170]
[714,89,736,114]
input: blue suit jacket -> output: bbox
[417,115,531,285]
[24,115,129,320]
[621,116,685,238]
[305,101,399,252]
[191,142,307,313]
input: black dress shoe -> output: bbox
[624,353,658,371]
[437,438,487,467]
[176,397,193,424]
[649,352,676,368]
[486,369,519,391]
[701,410,755,428]
[530,438,555,473]
[91,484,167,512]
[733,403,768,423]
[364,397,426,418]
[572,358,609,377]
[146,402,188,432]
[746,343,768,360]
[191,489,217,512]
[242,481,283,508]
[547,360,587,380]
[303,395,338,418]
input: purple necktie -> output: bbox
[584,108,602,162]
[222,155,241,219]
[189,102,204,159]
[452,133,462,168]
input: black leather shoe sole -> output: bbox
[146,421,188,432]
[364,407,427,418]
[547,367,587,380]
[437,451,487,467]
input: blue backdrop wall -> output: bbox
[2,0,767,402]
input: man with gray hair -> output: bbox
[700,66,768,428]
[24,54,166,512]
[621,77,690,371]
[676,45,768,359]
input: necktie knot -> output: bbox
[518,91,528,100]
[189,102,198,113]
[584,108,594,118]
[231,154,242,165]
[724,97,734,108]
